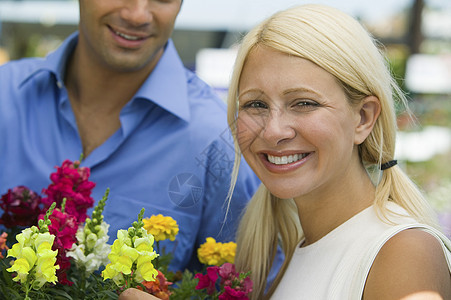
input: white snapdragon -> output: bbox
[67,189,111,274]
[67,220,110,273]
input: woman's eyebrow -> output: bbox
[238,89,265,100]
[283,87,321,97]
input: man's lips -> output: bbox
[109,26,150,42]
[114,30,143,41]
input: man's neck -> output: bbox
[63,45,160,157]
[65,48,152,110]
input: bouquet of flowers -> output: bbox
[0,159,252,299]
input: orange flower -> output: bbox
[138,270,172,300]
[0,232,9,258]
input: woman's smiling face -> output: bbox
[236,46,363,200]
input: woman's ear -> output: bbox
[354,96,381,145]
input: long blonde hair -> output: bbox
[226,4,440,299]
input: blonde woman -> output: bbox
[227,4,451,299]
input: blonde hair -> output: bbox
[226,4,440,299]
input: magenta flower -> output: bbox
[218,263,252,299]
[195,266,220,295]
[239,276,253,295]
[43,209,78,250]
[195,263,253,299]
[0,186,42,228]
[219,286,249,300]
[41,159,95,224]
[218,263,237,282]
[38,159,96,286]
[54,248,73,286]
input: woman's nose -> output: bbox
[261,111,296,146]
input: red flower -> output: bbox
[195,266,220,295]
[41,160,95,224]
[0,186,42,228]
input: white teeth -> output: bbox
[267,154,307,165]
[115,31,141,41]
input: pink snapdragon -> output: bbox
[45,209,78,250]
[195,263,253,300]
[38,204,79,286]
[195,266,220,295]
[220,286,251,300]
[41,159,95,224]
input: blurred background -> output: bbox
[0,0,450,235]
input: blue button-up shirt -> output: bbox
[0,32,260,271]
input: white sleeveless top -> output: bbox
[271,202,451,299]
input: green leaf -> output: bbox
[46,288,73,299]
[170,269,208,300]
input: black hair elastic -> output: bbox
[380,160,397,170]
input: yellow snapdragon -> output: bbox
[102,208,158,289]
[6,203,59,297]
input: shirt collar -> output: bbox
[19,32,78,87]
[19,32,191,122]
[134,39,190,122]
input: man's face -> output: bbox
[78,0,182,72]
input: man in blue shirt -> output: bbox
[0,0,259,273]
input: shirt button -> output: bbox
[57,81,63,89]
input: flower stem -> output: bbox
[80,267,87,295]
[154,241,161,270]
[24,280,32,300]
[124,273,133,290]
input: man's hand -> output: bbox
[118,288,160,300]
